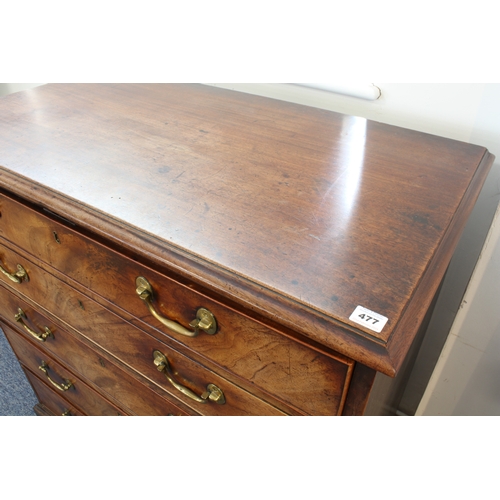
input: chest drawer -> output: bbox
[2,323,127,416]
[24,370,85,416]
[0,287,192,415]
[0,262,286,416]
[0,193,354,415]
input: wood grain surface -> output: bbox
[0,84,494,375]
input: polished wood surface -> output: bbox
[0,285,192,415]
[33,402,60,416]
[2,323,126,415]
[27,373,85,416]
[0,84,493,375]
[0,192,354,415]
[0,84,494,415]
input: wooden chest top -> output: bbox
[0,83,493,375]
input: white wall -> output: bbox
[416,202,500,415]
[0,83,45,97]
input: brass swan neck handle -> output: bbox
[153,350,225,405]
[135,276,217,337]
[0,261,29,283]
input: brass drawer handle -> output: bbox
[38,361,73,392]
[0,261,29,283]
[153,350,226,405]
[136,276,217,337]
[15,308,52,342]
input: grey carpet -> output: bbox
[0,328,37,416]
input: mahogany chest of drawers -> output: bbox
[0,84,494,415]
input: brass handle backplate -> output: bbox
[38,361,73,392]
[136,276,217,337]
[0,261,29,283]
[153,350,225,405]
[15,308,52,342]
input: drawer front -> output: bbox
[0,271,285,416]
[3,323,126,416]
[24,368,85,416]
[0,290,191,416]
[0,193,353,415]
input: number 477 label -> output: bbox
[349,306,388,333]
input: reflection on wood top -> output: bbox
[0,83,493,374]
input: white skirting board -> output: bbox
[416,201,500,416]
